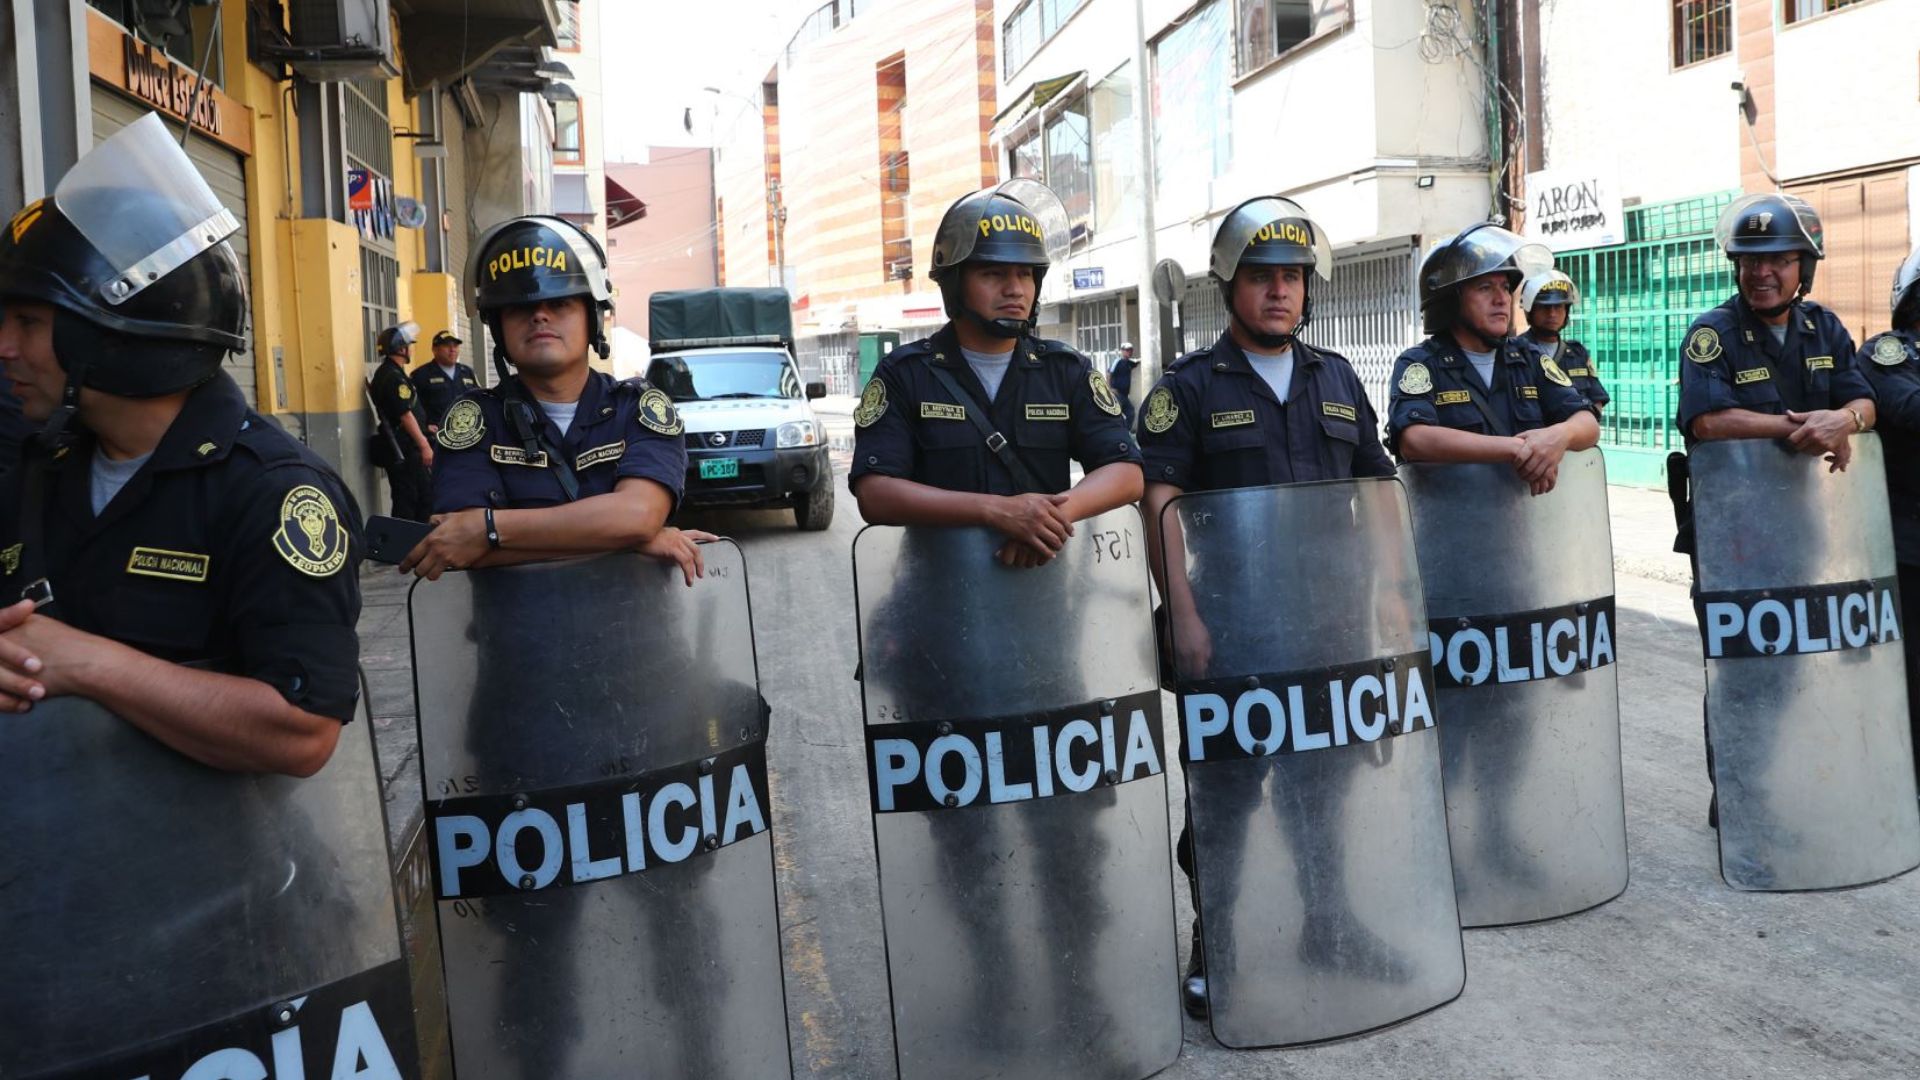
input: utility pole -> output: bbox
[1129,0,1161,387]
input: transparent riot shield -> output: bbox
[1399,449,1629,926]
[1161,478,1465,1048]
[2,698,418,1078]
[1690,435,1920,891]
[853,507,1180,1080]
[408,545,792,1078]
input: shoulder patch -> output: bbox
[437,398,486,450]
[855,377,888,428]
[1398,362,1433,396]
[1872,335,1910,367]
[1540,357,1574,387]
[1089,369,1124,416]
[637,387,683,436]
[1142,386,1179,434]
[397,382,413,401]
[1685,326,1723,364]
[273,485,350,578]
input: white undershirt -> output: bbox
[437,361,459,377]
[961,346,1015,401]
[538,398,579,436]
[90,449,152,515]
[1464,348,1497,388]
[1768,323,1788,346]
[1243,346,1295,402]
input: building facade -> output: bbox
[606,148,720,351]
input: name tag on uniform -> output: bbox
[1321,401,1358,422]
[1210,410,1255,428]
[575,441,625,470]
[1518,386,1540,399]
[921,402,967,421]
[1435,390,1472,405]
[490,445,550,467]
[1025,404,1069,421]
[126,546,210,583]
[1806,356,1833,371]
[1735,367,1771,385]
[1566,367,1591,377]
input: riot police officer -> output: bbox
[1856,243,1920,787]
[850,180,1144,564]
[370,320,434,519]
[1677,193,1873,466]
[401,214,703,580]
[408,329,478,431]
[1110,340,1139,424]
[1520,268,1609,410]
[1137,195,1396,1019]
[1386,223,1598,494]
[0,111,362,774]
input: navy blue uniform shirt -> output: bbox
[370,357,427,437]
[1675,295,1870,445]
[850,325,1141,495]
[1860,329,1920,564]
[431,369,687,512]
[1385,333,1594,457]
[1526,334,1609,410]
[0,373,365,722]
[1136,332,1393,490]
[408,360,479,427]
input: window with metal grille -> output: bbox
[557,1,581,49]
[1314,241,1420,416]
[361,246,401,369]
[1671,0,1732,68]
[798,332,858,396]
[1075,298,1126,368]
[1785,0,1868,22]
[1179,280,1228,353]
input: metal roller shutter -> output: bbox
[91,91,257,409]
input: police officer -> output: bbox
[1137,195,1396,1019]
[850,179,1143,565]
[409,329,478,432]
[369,321,433,519]
[1110,340,1139,425]
[400,214,704,581]
[1386,223,1599,493]
[0,112,362,775]
[1520,268,1609,410]
[1854,242,1920,788]
[1676,193,1872,468]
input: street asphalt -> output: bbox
[353,404,1920,1079]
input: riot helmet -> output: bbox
[1208,195,1333,350]
[470,215,614,380]
[1418,222,1551,335]
[1891,243,1920,329]
[377,321,420,358]
[928,179,1068,340]
[0,112,247,445]
[1518,269,1578,312]
[1714,192,1823,313]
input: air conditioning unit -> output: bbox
[887,259,913,282]
[287,0,398,81]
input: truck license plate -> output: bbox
[700,458,739,480]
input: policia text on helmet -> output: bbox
[1207,196,1334,353]
[928,180,1070,346]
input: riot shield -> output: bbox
[1690,435,1920,891]
[408,545,791,1078]
[854,507,1180,1080]
[2,698,418,1079]
[1399,449,1629,926]
[1161,478,1466,1048]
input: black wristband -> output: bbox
[484,506,501,549]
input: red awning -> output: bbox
[606,174,647,230]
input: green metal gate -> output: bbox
[1554,190,1739,488]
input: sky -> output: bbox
[601,0,794,165]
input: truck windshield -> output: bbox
[646,353,798,402]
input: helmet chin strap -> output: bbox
[941,278,1032,341]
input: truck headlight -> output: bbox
[776,420,820,448]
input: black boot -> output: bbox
[1181,920,1208,1020]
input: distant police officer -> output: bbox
[850,179,1144,565]
[1386,223,1599,493]
[401,214,703,580]
[0,112,362,774]
[1138,195,1395,1019]
[409,329,478,431]
[1677,193,1872,467]
[370,321,433,519]
[1520,268,1608,411]
[1855,243,1920,787]
[1110,341,1139,425]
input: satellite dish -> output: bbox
[1151,258,1187,304]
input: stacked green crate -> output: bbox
[1557,190,1740,487]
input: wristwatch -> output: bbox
[484,506,502,549]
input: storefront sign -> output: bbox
[1523,167,1624,251]
[87,8,254,156]
[1072,267,1105,290]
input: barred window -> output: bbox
[1672,0,1732,68]
[1785,0,1868,23]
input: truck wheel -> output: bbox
[794,481,834,531]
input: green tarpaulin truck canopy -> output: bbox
[649,288,795,350]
